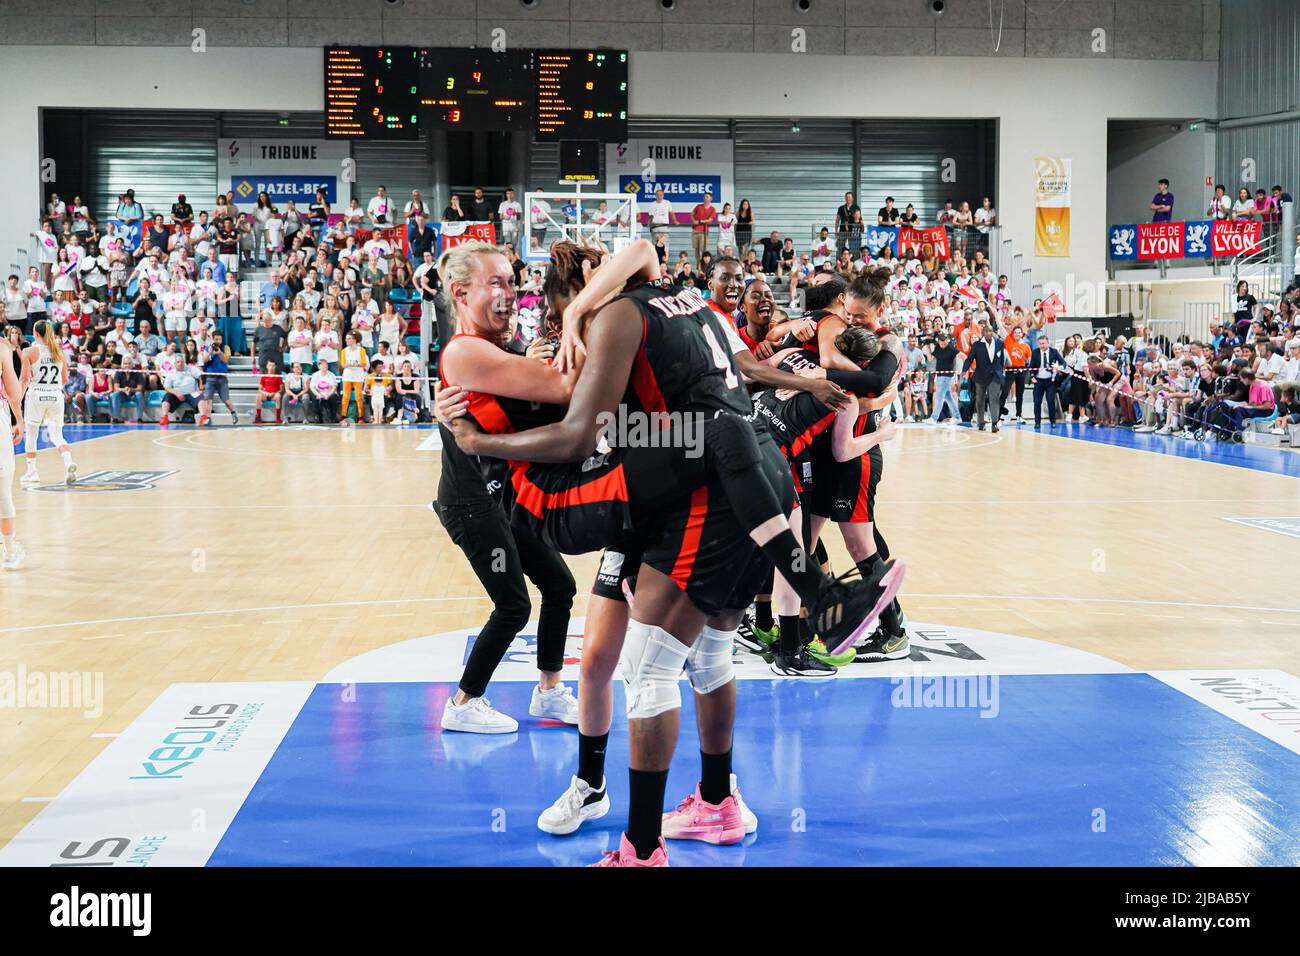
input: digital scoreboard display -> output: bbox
[325,47,421,140]
[323,46,628,141]
[420,49,535,131]
[535,50,628,142]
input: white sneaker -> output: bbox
[537,775,610,835]
[1156,425,1173,435]
[441,695,519,734]
[529,683,579,724]
[20,469,39,484]
[2,541,26,570]
[731,773,758,835]
[1133,424,1155,433]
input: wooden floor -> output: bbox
[2,422,1299,847]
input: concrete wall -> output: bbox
[0,0,1221,59]
[1107,122,1217,227]
[0,46,1217,291]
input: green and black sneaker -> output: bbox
[854,626,911,662]
[807,637,856,667]
[735,612,779,654]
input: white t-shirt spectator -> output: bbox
[22,278,47,313]
[1259,351,1287,380]
[288,327,315,366]
[106,327,135,350]
[162,289,190,317]
[362,238,392,273]
[310,369,337,397]
[367,194,393,224]
[154,351,183,376]
[340,345,367,382]
[80,255,109,290]
[649,198,672,227]
[717,211,736,250]
[1233,197,1255,217]
[974,205,996,234]
[498,199,522,224]
[314,329,340,363]
[33,230,58,264]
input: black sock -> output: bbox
[765,529,825,607]
[778,614,802,655]
[627,768,669,860]
[578,732,608,790]
[754,599,774,632]
[857,555,901,633]
[813,538,830,572]
[700,749,732,805]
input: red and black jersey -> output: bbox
[751,349,837,493]
[619,280,752,419]
[436,334,564,511]
[771,308,837,355]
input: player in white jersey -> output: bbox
[0,334,26,568]
[20,320,77,487]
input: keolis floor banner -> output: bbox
[1034,157,1071,257]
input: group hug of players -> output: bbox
[431,237,907,866]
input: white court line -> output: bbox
[18,640,64,647]
[0,595,490,636]
[151,432,431,463]
[0,592,1289,639]
[19,797,55,803]
[89,733,120,738]
[1020,423,1300,481]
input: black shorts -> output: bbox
[509,449,634,556]
[590,532,645,603]
[641,433,794,616]
[810,443,881,524]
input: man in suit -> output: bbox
[962,322,1007,432]
[1026,334,1066,428]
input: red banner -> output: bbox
[1211,219,1261,257]
[897,225,950,260]
[1039,292,1065,321]
[1136,222,1183,260]
[439,221,496,253]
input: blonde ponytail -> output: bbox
[33,319,64,367]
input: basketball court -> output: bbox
[3,422,1297,867]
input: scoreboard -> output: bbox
[324,47,420,140]
[325,46,628,140]
[420,49,534,131]
[535,50,628,142]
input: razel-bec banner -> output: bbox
[1109,219,1262,260]
[897,225,950,260]
[439,221,495,253]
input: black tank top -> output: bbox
[751,351,837,486]
[619,280,752,418]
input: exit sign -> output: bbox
[1205,176,1213,186]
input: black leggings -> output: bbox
[1004,369,1027,417]
[438,501,576,698]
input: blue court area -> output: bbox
[1007,420,1300,480]
[18,422,140,452]
[209,675,1300,867]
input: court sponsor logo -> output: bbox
[0,665,103,718]
[325,618,1132,684]
[0,682,313,867]
[29,469,177,493]
[49,885,151,936]
[1222,516,1300,540]
[1151,669,1300,756]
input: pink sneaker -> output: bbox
[589,832,669,867]
[661,784,746,845]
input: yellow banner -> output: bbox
[1034,157,1071,257]
[1035,207,1070,258]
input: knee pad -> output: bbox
[621,621,688,719]
[702,413,762,475]
[685,625,735,696]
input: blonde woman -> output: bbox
[19,319,77,485]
